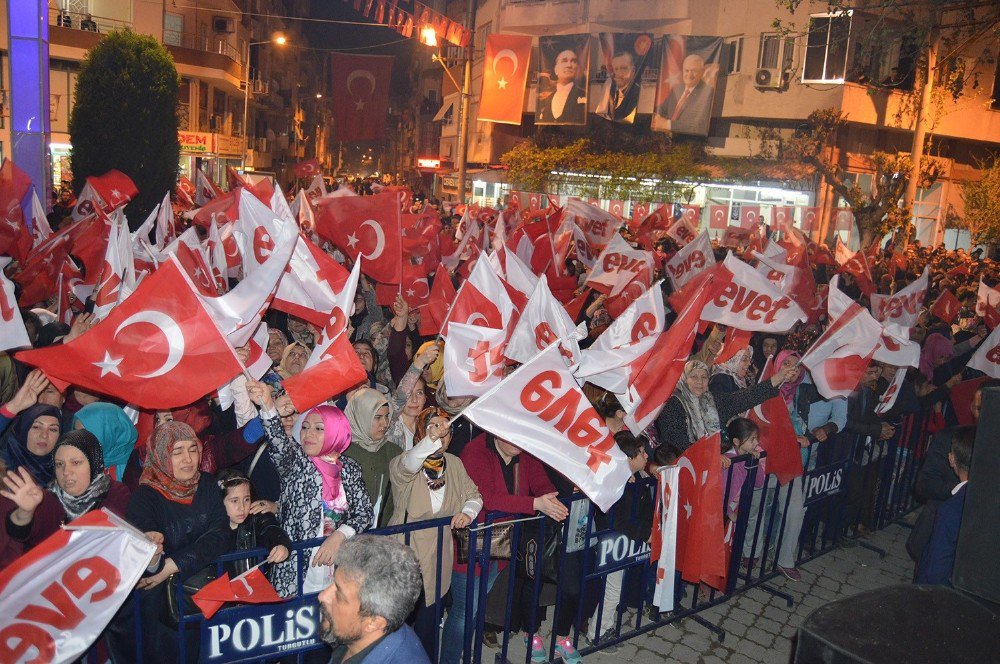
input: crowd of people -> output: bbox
[1,184,997,664]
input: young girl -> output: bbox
[723,418,765,522]
[217,468,292,576]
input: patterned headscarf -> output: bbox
[277,341,311,379]
[51,430,111,520]
[775,350,804,405]
[293,406,352,512]
[139,422,202,504]
[344,388,390,453]
[712,347,754,390]
[415,407,451,489]
[674,360,721,443]
[74,402,137,482]
[1,404,62,486]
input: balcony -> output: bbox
[163,30,242,64]
[165,31,244,92]
[49,9,131,53]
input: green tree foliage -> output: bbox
[959,160,1000,248]
[70,29,180,226]
[788,109,941,249]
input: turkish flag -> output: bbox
[608,200,625,219]
[0,258,31,351]
[176,176,196,209]
[630,202,651,229]
[708,205,729,230]
[720,225,752,248]
[315,192,401,283]
[14,234,72,306]
[838,249,876,297]
[191,189,241,229]
[401,212,442,270]
[564,288,589,323]
[800,207,820,232]
[713,327,752,366]
[771,206,794,229]
[739,205,761,229]
[283,327,368,412]
[193,567,283,620]
[331,53,393,141]
[174,242,218,297]
[984,304,1000,331]
[273,235,351,327]
[17,258,244,409]
[419,268,458,337]
[400,262,431,308]
[810,241,836,266]
[930,289,960,324]
[0,159,33,262]
[479,33,532,124]
[196,168,223,206]
[442,257,514,336]
[675,433,728,591]
[834,208,854,231]
[975,279,1000,317]
[293,158,321,179]
[508,191,522,209]
[87,170,138,212]
[747,357,804,485]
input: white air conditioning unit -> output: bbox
[213,17,235,34]
[754,67,784,89]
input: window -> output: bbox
[725,36,744,75]
[758,33,795,71]
[803,12,852,83]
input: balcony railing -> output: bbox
[163,29,242,65]
[50,8,132,34]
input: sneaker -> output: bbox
[525,635,546,663]
[778,565,802,582]
[589,629,619,653]
[555,638,583,663]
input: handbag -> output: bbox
[516,517,561,583]
[160,566,216,628]
[453,455,519,564]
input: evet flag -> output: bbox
[870,267,927,327]
[665,231,714,290]
[968,323,1000,379]
[976,279,1000,317]
[462,344,632,512]
[586,234,653,295]
[0,509,155,664]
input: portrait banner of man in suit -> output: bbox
[653,35,723,136]
[536,34,590,126]
[595,32,654,125]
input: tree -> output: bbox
[959,159,1000,249]
[788,108,942,249]
[70,29,180,226]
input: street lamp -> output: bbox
[241,34,288,171]
[421,6,473,205]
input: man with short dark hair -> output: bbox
[916,427,974,586]
[318,535,429,664]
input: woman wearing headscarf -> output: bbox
[656,358,798,453]
[73,402,137,482]
[388,407,482,657]
[344,388,400,528]
[435,380,479,458]
[0,403,62,486]
[116,422,229,662]
[1,430,131,553]
[710,346,754,395]
[276,341,311,379]
[245,382,373,597]
[383,335,441,451]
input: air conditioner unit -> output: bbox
[213,17,235,34]
[754,67,784,89]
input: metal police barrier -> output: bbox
[97,423,930,664]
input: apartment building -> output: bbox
[433,0,1000,245]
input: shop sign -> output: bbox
[179,131,214,154]
[215,134,243,157]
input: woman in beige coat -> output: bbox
[388,406,482,659]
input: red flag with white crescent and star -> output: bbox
[293,158,321,179]
[314,192,401,284]
[331,53,393,141]
[747,356,804,485]
[0,159,33,262]
[675,432,728,591]
[930,289,961,325]
[479,34,533,124]
[16,257,244,409]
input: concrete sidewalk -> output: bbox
[497,522,914,664]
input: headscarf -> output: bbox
[712,347,753,390]
[417,341,444,389]
[51,430,111,520]
[775,350,804,405]
[293,406,352,511]
[277,341,311,379]
[673,360,721,443]
[435,380,465,417]
[919,333,954,381]
[344,388,390,453]
[74,402,137,482]
[415,407,451,489]
[1,404,62,485]
[139,422,201,504]
[267,328,289,360]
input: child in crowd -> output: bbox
[217,468,292,577]
[723,418,765,522]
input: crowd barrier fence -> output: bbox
[96,409,934,663]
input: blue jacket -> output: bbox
[916,484,967,586]
[358,624,430,664]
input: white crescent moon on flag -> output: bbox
[346,69,376,98]
[677,456,698,486]
[359,219,386,260]
[467,313,489,326]
[412,278,430,299]
[493,49,519,76]
[114,310,185,378]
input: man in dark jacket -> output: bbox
[319,535,430,664]
[916,428,974,585]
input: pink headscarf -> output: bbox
[774,350,804,405]
[294,405,352,512]
[919,333,953,381]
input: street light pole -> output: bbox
[456,0,475,205]
[241,35,287,172]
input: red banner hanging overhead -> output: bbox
[479,34,533,125]
[331,53,393,142]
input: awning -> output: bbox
[433,93,460,122]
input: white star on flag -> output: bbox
[684,501,692,519]
[93,351,123,377]
[355,99,366,110]
[347,233,359,249]
[497,77,508,89]
[406,287,415,297]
